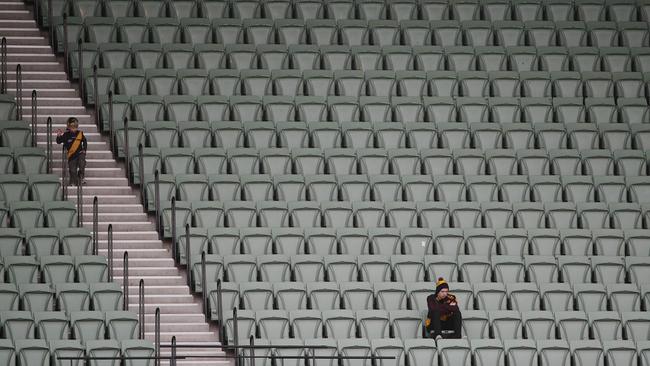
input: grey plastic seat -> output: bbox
[606,283,640,312]
[602,341,638,366]
[588,311,623,341]
[34,311,69,341]
[49,339,84,366]
[537,340,570,366]
[459,310,489,339]
[356,310,390,340]
[5,256,39,284]
[525,255,559,284]
[18,284,53,312]
[325,255,358,282]
[292,255,325,282]
[322,310,356,339]
[504,339,538,366]
[425,254,459,282]
[487,310,522,340]
[522,311,556,340]
[554,311,589,340]
[540,282,573,312]
[56,283,90,313]
[257,255,291,282]
[506,282,540,311]
[14,340,49,366]
[274,282,307,310]
[90,283,123,311]
[105,311,138,341]
[257,310,290,339]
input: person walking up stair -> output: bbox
[56,117,87,186]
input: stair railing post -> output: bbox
[139,279,145,339]
[171,197,177,265]
[171,336,177,366]
[76,180,83,227]
[93,65,98,127]
[1,37,7,94]
[33,0,39,30]
[217,279,224,343]
[63,13,68,75]
[62,146,68,200]
[123,251,129,311]
[155,307,161,366]
[48,0,53,46]
[233,307,239,352]
[31,90,37,147]
[107,224,113,281]
[78,38,84,98]
[108,91,114,155]
[123,117,131,183]
[138,143,144,205]
[249,335,256,366]
[46,117,52,174]
[92,196,98,255]
[16,64,23,120]
[311,348,316,366]
[201,251,207,320]
[154,170,161,238]
[185,223,191,287]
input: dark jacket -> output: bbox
[426,294,460,323]
[56,129,87,160]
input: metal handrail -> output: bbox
[76,180,83,227]
[171,197,177,265]
[248,336,255,366]
[92,196,98,255]
[154,170,161,238]
[46,117,52,174]
[47,0,53,45]
[62,146,68,200]
[1,37,7,94]
[93,65,99,126]
[185,223,191,288]
[78,39,84,96]
[108,91,115,155]
[138,143,145,205]
[124,117,131,182]
[139,279,145,340]
[107,224,113,281]
[123,251,129,311]
[15,64,22,120]
[62,13,68,75]
[31,90,37,147]
[201,252,207,321]
[216,279,224,343]
[155,307,161,366]
[171,336,177,366]
[33,0,39,30]
[232,307,239,350]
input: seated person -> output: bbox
[425,277,463,339]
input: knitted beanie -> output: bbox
[435,277,449,296]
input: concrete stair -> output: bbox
[1,1,232,364]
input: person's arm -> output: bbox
[81,132,88,152]
[55,130,66,144]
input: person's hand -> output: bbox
[449,301,457,306]
[56,129,64,136]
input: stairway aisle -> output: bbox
[1,1,231,364]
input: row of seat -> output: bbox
[177,226,650,257]
[146,173,650,202]
[42,0,650,23]
[0,201,78,232]
[240,338,649,366]
[0,282,123,312]
[143,172,650,203]
[56,16,650,50]
[0,227,93,257]
[74,43,650,73]
[111,120,650,151]
[201,279,649,312]
[0,255,108,284]
[158,201,650,236]
[0,147,49,175]
[93,69,650,98]
[129,147,650,177]
[0,175,62,203]
[220,308,650,342]
[183,253,650,285]
[0,339,153,366]
[0,121,32,148]
[97,95,650,125]
[0,310,138,342]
